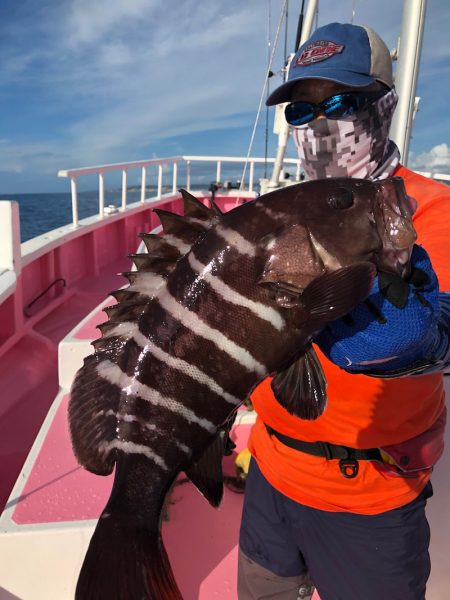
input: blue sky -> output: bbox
[1,0,450,193]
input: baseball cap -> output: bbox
[266,22,393,106]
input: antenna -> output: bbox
[295,1,306,51]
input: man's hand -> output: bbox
[314,245,440,374]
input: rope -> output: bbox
[350,0,357,24]
[264,0,272,180]
[238,0,289,197]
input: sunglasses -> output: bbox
[284,90,387,126]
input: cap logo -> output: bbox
[295,41,344,66]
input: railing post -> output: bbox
[216,161,222,183]
[71,177,79,227]
[249,161,255,192]
[122,169,128,210]
[186,160,191,191]
[99,173,105,218]
[172,162,178,194]
[157,164,163,198]
[0,201,22,315]
[141,167,147,204]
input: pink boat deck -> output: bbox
[7,392,272,599]
[0,256,130,513]
[10,394,247,527]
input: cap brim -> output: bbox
[266,71,377,106]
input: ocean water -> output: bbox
[4,162,267,243]
[4,189,151,243]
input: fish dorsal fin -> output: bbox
[109,289,139,304]
[179,188,216,221]
[95,321,121,338]
[97,194,217,345]
[271,346,327,420]
[103,301,147,323]
[153,209,209,245]
[184,432,227,508]
[138,233,181,259]
[128,253,178,274]
[121,271,139,285]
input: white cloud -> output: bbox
[65,0,156,48]
[410,143,450,173]
[3,0,450,193]
[0,139,73,177]
[97,42,133,68]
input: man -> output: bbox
[238,22,450,600]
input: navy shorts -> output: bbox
[239,459,432,600]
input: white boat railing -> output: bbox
[57,155,302,228]
[415,171,450,182]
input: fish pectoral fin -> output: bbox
[302,261,376,322]
[258,280,304,308]
[185,432,228,508]
[271,346,327,420]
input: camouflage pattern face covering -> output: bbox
[293,88,400,181]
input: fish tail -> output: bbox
[76,510,182,600]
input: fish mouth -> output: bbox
[377,247,413,277]
[376,180,417,276]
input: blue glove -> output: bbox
[315,245,442,375]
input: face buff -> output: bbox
[293,88,401,181]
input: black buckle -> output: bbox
[318,441,334,460]
[339,458,359,478]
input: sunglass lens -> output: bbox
[284,91,386,125]
[285,102,315,126]
[324,92,385,120]
[324,94,360,119]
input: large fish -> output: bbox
[69,176,415,599]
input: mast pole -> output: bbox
[389,0,427,165]
[268,0,318,189]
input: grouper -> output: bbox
[69,176,416,599]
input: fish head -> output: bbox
[372,176,417,277]
[303,176,417,277]
[258,176,416,298]
[300,177,416,277]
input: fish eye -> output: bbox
[327,187,354,210]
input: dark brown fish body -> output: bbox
[69,176,415,599]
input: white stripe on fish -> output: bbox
[127,273,166,296]
[104,322,241,406]
[97,360,217,433]
[101,439,169,470]
[256,203,290,223]
[188,252,285,331]
[156,289,268,377]
[162,234,191,255]
[215,225,256,257]
[97,409,191,455]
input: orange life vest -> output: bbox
[248,167,450,514]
